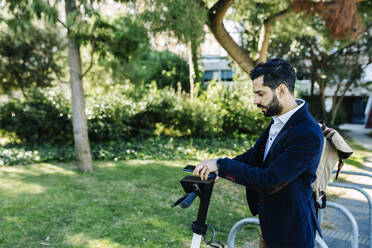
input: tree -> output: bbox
[269,0,372,124]
[211,0,366,71]
[2,0,157,172]
[1,0,96,172]
[296,39,371,123]
[1,1,122,172]
[144,0,364,72]
[142,0,207,97]
[0,18,64,98]
[64,0,93,172]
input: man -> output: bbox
[193,59,324,248]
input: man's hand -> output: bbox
[193,159,218,181]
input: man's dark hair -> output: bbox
[250,58,296,94]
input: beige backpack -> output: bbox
[311,121,353,209]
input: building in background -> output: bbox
[296,80,370,124]
[201,55,234,83]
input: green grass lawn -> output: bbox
[343,138,372,169]
[2,133,369,248]
[0,160,257,248]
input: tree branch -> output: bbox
[332,75,343,106]
[44,0,67,28]
[57,19,67,28]
[15,74,28,100]
[257,6,292,63]
[55,71,69,84]
[208,0,255,74]
[81,37,95,79]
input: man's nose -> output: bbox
[253,98,260,105]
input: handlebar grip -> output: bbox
[180,192,197,208]
[208,172,217,180]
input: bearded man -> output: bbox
[193,59,324,248]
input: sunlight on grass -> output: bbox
[343,137,372,169]
[0,163,77,195]
[66,233,121,248]
[344,146,369,168]
[0,162,77,176]
[0,178,45,195]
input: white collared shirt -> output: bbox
[263,99,305,161]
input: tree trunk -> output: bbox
[66,0,93,172]
[208,0,255,74]
[330,79,343,125]
[330,81,353,126]
[310,79,315,97]
[330,96,341,126]
[257,7,292,63]
[191,40,201,85]
[188,41,195,99]
[319,80,326,120]
[310,61,317,97]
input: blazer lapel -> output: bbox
[265,123,291,161]
[263,104,307,163]
[258,121,272,147]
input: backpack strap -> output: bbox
[324,127,335,137]
[335,158,344,180]
[318,120,326,131]
[312,191,327,217]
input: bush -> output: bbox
[0,81,268,144]
[177,81,269,137]
[0,90,72,143]
[140,50,189,91]
[86,93,134,142]
[105,47,189,91]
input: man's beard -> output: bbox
[257,94,283,117]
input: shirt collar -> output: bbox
[274,99,305,125]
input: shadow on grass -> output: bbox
[345,158,364,169]
[0,160,256,248]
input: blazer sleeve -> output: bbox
[217,131,323,194]
[233,147,254,164]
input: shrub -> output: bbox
[85,83,160,141]
[0,81,269,144]
[140,50,189,91]
[0,90,72,143]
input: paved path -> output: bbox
[321,123,372,248]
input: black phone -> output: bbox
[183,165,216,180]
[183,165,195,173]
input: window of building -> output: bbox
[202,70,234,82]
[221,70,233,81]
[203,71,217,82]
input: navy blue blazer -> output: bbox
[217,102,324,248]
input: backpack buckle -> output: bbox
[318,191,327,209]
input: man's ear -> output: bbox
[276,84,287,98]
